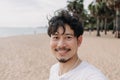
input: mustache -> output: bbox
[55,47,71,51]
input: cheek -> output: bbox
[69,40,78,47]
[50,41,57,49]
[69,41,78,51]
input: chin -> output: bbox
[57,57,71,63]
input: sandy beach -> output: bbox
[0,31,119,80]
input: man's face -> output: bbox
[50,24,82,63]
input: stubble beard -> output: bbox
[57,57,71,63]
[55,47,71,63]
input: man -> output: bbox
[47,10,108,80]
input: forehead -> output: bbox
[55,24,74,35]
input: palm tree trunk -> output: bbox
[104,18,107,35]
[115,8,120,38]
[112,18,116,34]
[100,19,104,32]
[96,16,100,36]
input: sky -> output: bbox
[0,0,93,27]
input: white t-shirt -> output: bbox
[49,61,108,80]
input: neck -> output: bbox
[59,56,81,76]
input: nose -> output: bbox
[57,39,66,47]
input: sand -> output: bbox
[0,31,119,80]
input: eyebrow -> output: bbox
[52,32,74,36]
[65,33,74,36]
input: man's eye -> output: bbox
[67,36,71,38]
[54,37,58,39]
[52,36,59,40]
[66,36,72,40]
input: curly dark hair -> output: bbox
[47,10,84,38]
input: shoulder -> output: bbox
[49,63,59,80]
[50,63,59,73]
[82,61,101,72]
[80,61,108,80]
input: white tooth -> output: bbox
[58,50,67,53]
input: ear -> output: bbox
[77,36,82,47]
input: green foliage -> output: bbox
[67,0,117,32]
[67,0,84,17]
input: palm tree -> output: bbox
[106,0,120,38]
[88,0,117,37]
[115,1,120,38]
[88,1,103,36]
[100,1,115,35]
[67,0,84,23]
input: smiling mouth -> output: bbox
[55,48,71,55]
